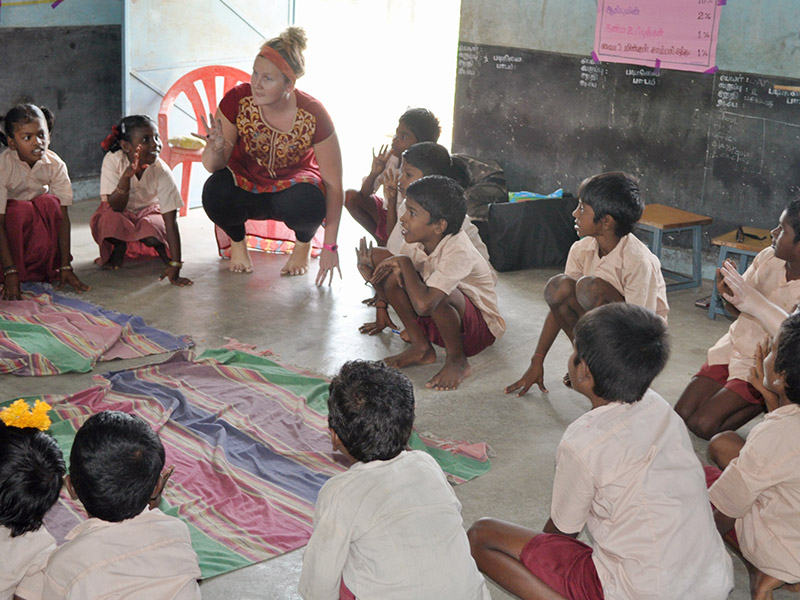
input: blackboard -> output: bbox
[0,26,122,180]
[453,43,800,237]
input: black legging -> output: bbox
[202,169,326,243]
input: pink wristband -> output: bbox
[323,243,339,252]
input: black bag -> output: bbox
[484,196,579,272]
[451,154,508,221]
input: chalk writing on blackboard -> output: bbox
[594,0,722,73]
[458,44,479,77]
[625,67,660,86]
[579,58,609,89]
[708,113,763,173]
[493,54,522,72]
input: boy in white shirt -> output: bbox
[469,303,733,600]
[299,360,490,600]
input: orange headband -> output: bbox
[257,47,296,83]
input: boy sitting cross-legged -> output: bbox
[470,303,733,600]
[357,175,505,390]
[42,411,201,600]
[505,171,668,396]
[298,360,490,599]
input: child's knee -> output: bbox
[544,274,577,307]
[707,431,741,466]
[686,411,723,441]
[467,517,496,553]
[574,276,616,311]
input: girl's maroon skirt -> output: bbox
[0,194,63,284]
[89,201,167,265]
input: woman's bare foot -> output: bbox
[229,239,254,273]
[103,240,127,270]
[384,343,436,369]
[281,241,311,276]
[426,356,471,391]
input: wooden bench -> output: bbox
[708,227,772,319]
[634,204,713,291]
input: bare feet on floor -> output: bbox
[103,241,127,270]
[281,241,311,276]
[228,240,254,273]
[384,344,436,369]
[426,356,471,391]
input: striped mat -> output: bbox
[5,349,490,578]
[0,283,192,376]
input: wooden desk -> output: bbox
[635,204,713,291]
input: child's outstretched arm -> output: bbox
[159,210,192,286]
[721,261,788,335]
[0,216,22,300]
[504,312,561,396]
[56,207,90,294]
[358,144,391,198]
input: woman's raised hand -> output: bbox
[195,113,227,153]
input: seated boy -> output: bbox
[0,421,65,600]
[706,311,800,600]
[345,108,440,246]
[357,175,505,390]
[675,200,800,439]
[42,411,201,599]
[298,360,490,599]
[505,171,668,396]
[469,303,733,600]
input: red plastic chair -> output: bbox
[158,66,250,216]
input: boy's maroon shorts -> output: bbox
[520,533,604,600]
[371,195,388,242]
[695,362,764,406]
[415,295,496,357]
[339,578,355,600]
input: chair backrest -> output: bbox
[158,65,250,150]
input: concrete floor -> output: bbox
[4,199,784,599]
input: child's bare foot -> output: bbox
[103,240,127,270]
[426,356,471,391]
[281,241,311,276]
[229,239,254,273]
[384,343,436,369]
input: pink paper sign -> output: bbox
[594,0,722,73]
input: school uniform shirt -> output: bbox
[398,230,505,339]
[0,526,55,600]
[41,508,201,600]
[551,389,733,600]
[0,148,72,213]
[298,451,491,600]
[99,151,183,213]
[707,247,800,380]
[565,233,669,320]
[709,403,800,584]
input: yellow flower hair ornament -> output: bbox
[0,399,53,431]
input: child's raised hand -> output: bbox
[149,464,176,510]
[383,167,399,208]
[355,237,375,282]
[195,113,227,153]
[1,273,22,301]
[369,144,391,176]
[57,269,90,294]
[750,339,779,412]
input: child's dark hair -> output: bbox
[405,175,466,237]
[101,115,157,153]
[0,103,54,147]
[327,360,414,462]
[402,142,469,188]
[573,303,669,404]
[69,411,165,522]
[775,312,800,404]
[784,200,800,243]
[399,108,441,144]
[577,172,644,237]
[0,423,65,537]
